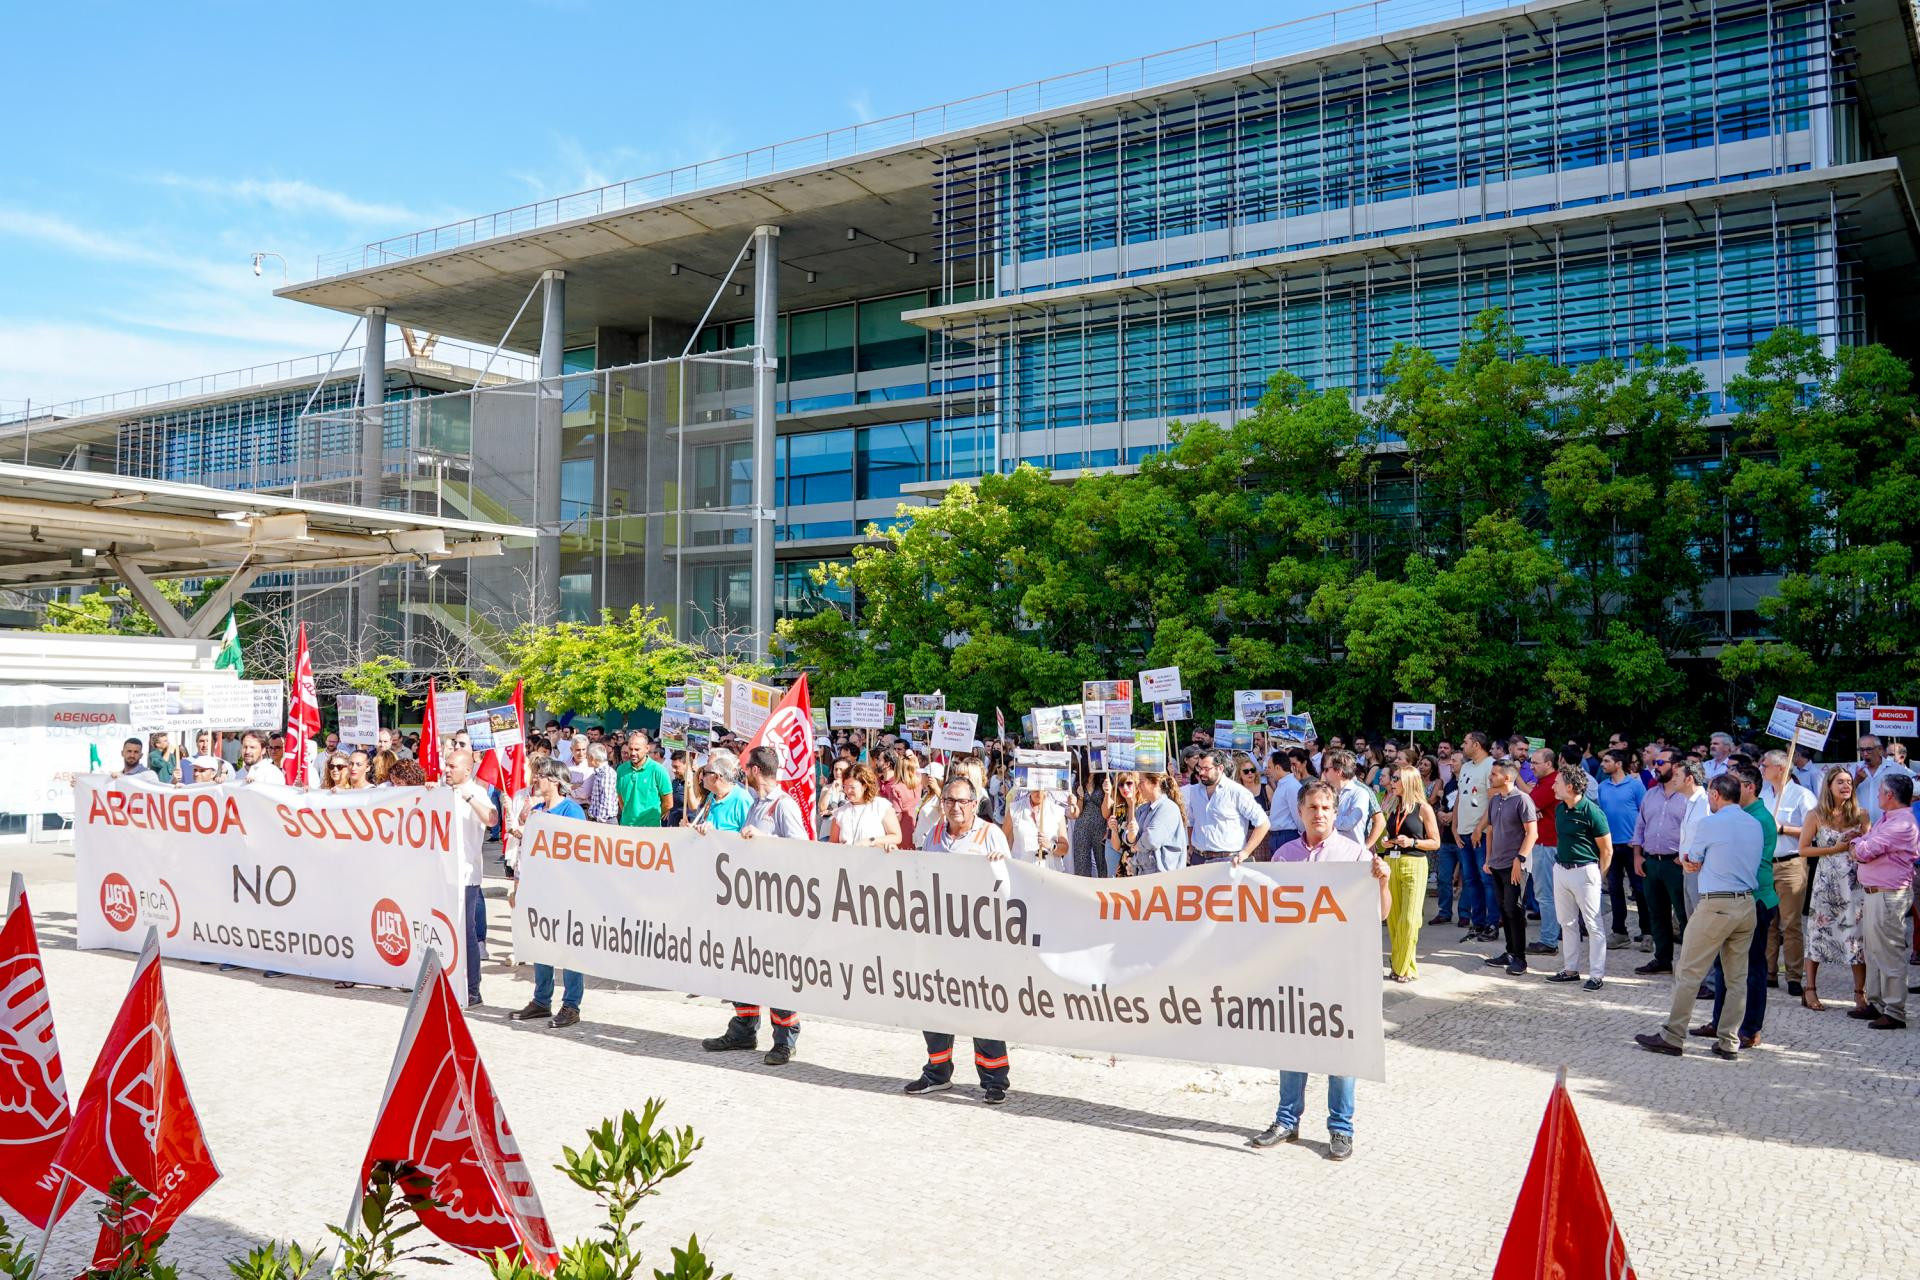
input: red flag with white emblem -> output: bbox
[0,872,78,1230]
[51,928,218,1264]
[746,674,817,839]
[285,622,321,789]
[352,952,558,1273]
[1492,1073,1638,1280]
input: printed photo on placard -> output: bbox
[1153,694,1192,723]
[904,693,945,713]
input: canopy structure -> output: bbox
[0,462,534,639]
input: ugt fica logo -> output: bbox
[371,898,411,967]
[100,875,138,933]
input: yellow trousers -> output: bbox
[1388,855,1428,977]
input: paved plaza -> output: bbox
[6,841,1917,1279]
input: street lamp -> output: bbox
[250,251,287,281]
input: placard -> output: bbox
[205,679,256,730]
[904,693,945,714]
[463,709,494,751]
[1059,704,1087,743]
[811,707,829,733]
[1868,705,1917,738]
[1767,695,1836,750]
[430,688,467,734]
[1391,702,1436,732]
[1032,705,1064,745]
[1153,694,1192,723]
[659,710,689,752]
[338,694,380,746]
[1012,748,1072,795]
[482,702,523,750]
[1138,667,1184,702]
[1234,688,1293,728]
[930,709,979,752]
[250,680,285,729]
[1134,729,1169,774]
[1271,713,1315,747]
[830,696,888,730]
[685,714,714,755]
[664,685,686,712]
[1837,691,1879,723]
[1104,728,1138,772]
[128,688,167,734]
[724,675,777,737]
[1213,720,1255,752]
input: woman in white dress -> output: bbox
[829,763,901,850]
[1004,785,1069,869]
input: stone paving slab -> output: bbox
[4,842,1917,1278]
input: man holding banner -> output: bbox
[704,745,812,1066]
[904,773,1014,1103]
[443,748,500,1007]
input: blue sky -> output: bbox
[0,0,1329,406]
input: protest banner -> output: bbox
[250,680,285,730]
[1392,702,1437,732]
[1138,667,1183,702]
[724,675,777,738]
[73,777,465,988]
[1869,705,1917,738]
[931,709,978,752]
[338,694,380,746]
[1836,691,1879,723]
[1766,695,1836,750]
[830,696,888,730]
[513,815,1386,1079]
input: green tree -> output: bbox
[43,579,223,635]
[501,605,767,715]
[337,655,412,724]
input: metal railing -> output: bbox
[0,337,538,429]
[311,0,1519,279]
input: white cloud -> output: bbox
[0,320,349,409]
[152,175,431,228]
[848,89,876,124]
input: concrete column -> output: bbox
[535,271,567,625]
[358,308,387,653]
[750,225,780,661]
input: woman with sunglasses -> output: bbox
[690,749,750,833]
[1233,753,1268,811]
[321,752,352,791]
[1070,771,1112,876]
[1105,769,1139,876]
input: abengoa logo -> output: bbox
[1093,881,1347,924]
[523,828,675,871]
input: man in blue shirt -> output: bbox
[1636,774,1761,1060]
[1594,748,1649,947]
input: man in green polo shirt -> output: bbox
[617,728,674,827]
[1547,766,1614,991]
[1696,761,1778,1048]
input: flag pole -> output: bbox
[25,1171,71,1280]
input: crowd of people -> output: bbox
[105,713,1920,1162]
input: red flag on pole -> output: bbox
[352,953,559,1273]
[1492,1074,1638,1280]
[419,679,443,783]
[285,621,321,789]
[0,872,77,1231]
[474,680,526,798]
[52,928,219,1265]
[746,674,817,839]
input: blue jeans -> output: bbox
[1275,1070,1355,1138]
[464,885,486,1003]
[1458,834,1497,928]
[533,964,583,1009]
[1710,900,1775,1039]
[1432,841,1463,920]
[1531,851,1560,947]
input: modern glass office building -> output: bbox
[16,0,1920,665]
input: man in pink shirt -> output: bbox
[1848,772,1918,1029]
[1250,781,1388,1161]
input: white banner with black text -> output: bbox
[513,813,1385,1079]
[72,776,466,988]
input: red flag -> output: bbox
[474,680,526,798]
[746,674,817,839]
[52,929,218,1263]
[0,873,77,1230]
[1493,1076,1638,1280]
[419,679,443,783]
[285,622,321,789]
[354,955,558,1273]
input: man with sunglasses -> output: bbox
[903,775,1014,1103]
[1631,749,1694,975]
[1854,735,1912,825]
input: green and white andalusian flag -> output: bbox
[214,610,244,678]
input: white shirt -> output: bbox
[1267,773,1303,834]
[833,799,891,845]
[1704,757,1731,782]
[1007,796,1067,865]
[1760,779,1816,855]
[446,778,494,888]
[1181,777,1267,853]
[1453,756,1494,836]
[1858,759,1914,824]
[244,759,287,786]
[1675,788,1711,860]
[1792,762,1824,797]
[921,818,1010,856]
